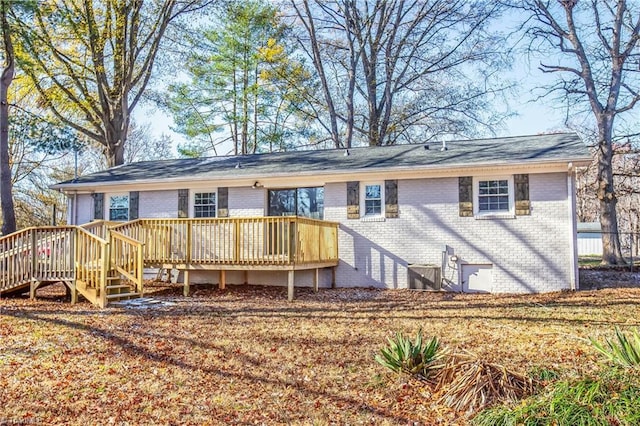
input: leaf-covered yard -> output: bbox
[1,283,639,425]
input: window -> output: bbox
[194,192,216,218]
[109,195,129,221]
[268,187,324,219]
[478,180,509,212]
[363,183,383,216]
[474,177,514,216]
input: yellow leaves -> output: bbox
[258,38,285,63]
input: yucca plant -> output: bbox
[590,327,640,367]
[375,330,443,378]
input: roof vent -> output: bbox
[343,149,350,156]
[440,140,447,151]
[424,144,429,150]
[235,162,241,169]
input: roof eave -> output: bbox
[50,155,592,192]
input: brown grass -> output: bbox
[1,283,639,425]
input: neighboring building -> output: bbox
[53,133,591,293]
[577,222,603,256]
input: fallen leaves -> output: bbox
[0,283,638,425]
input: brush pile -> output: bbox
[435,354,536,414]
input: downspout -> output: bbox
[73,192,78,225]
[567,163,578,290]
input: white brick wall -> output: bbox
[75,174,574,293]
[326,173,572,293]
[229,187,264,216]
[139,190,179,218]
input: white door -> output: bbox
[462,264,493,293]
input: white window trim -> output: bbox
[473,176,515,219]
[360,182,385,220]
[106,193,129,221]
[189,189,217,218]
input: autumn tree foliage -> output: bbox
[164,0,313,157]
[13,0,213,168]
[517,0,640,264]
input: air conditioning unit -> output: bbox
[407,264,442,290]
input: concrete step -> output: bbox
[105,292,140,300]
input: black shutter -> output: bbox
[346,181,359,219]
[385,180,398,218]
[93,193,104,220]
[514,174,531,216]
[178,189,188,218]
[129,191,139,220]
[458,177,473,217]
[218,187,229,217]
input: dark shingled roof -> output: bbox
[54,133,589,188]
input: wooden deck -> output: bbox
[0,217,339,306]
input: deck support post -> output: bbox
[331,267,336,289]
[29,280,38,300]
[287,270,295,301]
[313,269,319,293]
[183,270,190,297]
[69,281,78,304]
[243,270,248,285]
[219,270,226,290]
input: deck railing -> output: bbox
[110,230,144,294]
[109,216,339,267]
[0,228,34,291]
[80,220,118,239]
[74,227,109,305]
[0,226,77,292]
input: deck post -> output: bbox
[313,268,319,293]
[219,270,226,290]
[29,280,38,300]
[30,229,37,281]
[243,270,248,285]
[99,235,110,308]
[288,270,295,301]
[69,282,77,304]
[183,270,190,296]
[331,267,336,289]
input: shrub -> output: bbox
[590,327,640,368]
[375,330,443,378]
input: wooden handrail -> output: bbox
[0,228,34,291]
[80,220,118,239]
[110,230,144,295]
[74,226,109,306]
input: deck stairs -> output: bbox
[0,224,144,308]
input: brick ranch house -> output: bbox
[52,133,591,294]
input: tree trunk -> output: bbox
[0,1,16,235]
[297,0,342,148]
[596,119,625,264]
[103,107,128,167]
[242,67,249,155]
